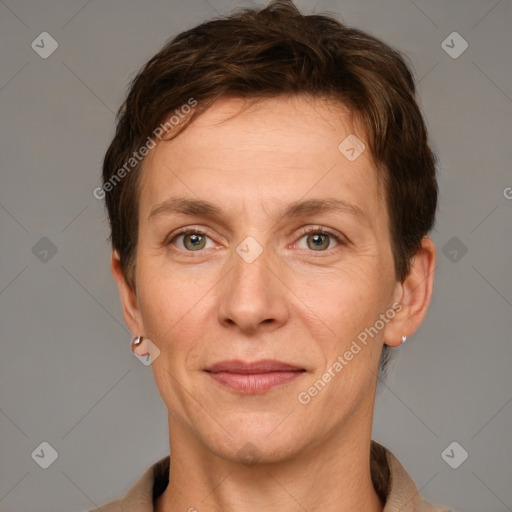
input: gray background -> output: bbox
[0,0,511,511]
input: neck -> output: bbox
[156,419,384,512]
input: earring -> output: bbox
[131,335,143,352]
[401,335,407,344]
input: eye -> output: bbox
[168,227,345,254]
[294,227,342,252]
[169,229,216,251]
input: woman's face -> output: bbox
[123,95,404,462]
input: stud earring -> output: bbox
[401,335,407,344]
[131,335,143,352]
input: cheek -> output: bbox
[136,263,212,356]
[295,270,390,398]
[136,270,212,408]
[297,256,384,334]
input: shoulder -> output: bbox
[86,455,170,512]
[374,441,453,512]
[88,498,122,511]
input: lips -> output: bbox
[205,359,305,393]
[206,359,304,373]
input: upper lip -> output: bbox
[205,359,305,374]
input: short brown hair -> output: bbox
[101,0,438,373]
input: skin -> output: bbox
[111,95,436,512]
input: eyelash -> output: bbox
[167,226,346,255]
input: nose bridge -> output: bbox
[217,236,288,332]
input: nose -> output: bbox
[217,242,290,335]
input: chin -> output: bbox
[216,436,306,466]
[201,411,312,465]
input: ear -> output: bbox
[110,250,144,339]
[383,236,436,347]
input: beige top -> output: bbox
[89,441,452,511]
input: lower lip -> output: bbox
[206,371,303,393]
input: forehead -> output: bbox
[138,95,386,227]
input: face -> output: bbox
[124,95,403,462]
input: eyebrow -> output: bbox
[148,196,368,225]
